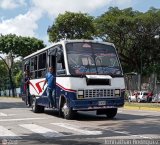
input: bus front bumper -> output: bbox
[71,98,124,111]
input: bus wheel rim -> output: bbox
[62,103,69,116]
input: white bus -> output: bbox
[22,40,125,119]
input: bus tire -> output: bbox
[61,99,75,120]
[32,98,44,113]
[105,108,117,119]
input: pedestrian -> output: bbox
[43,67,55,108]
[147,91,153,102]
[24,70,31,106]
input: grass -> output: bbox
[124,101,160,111]
[0,96,20,99]
[125,102,160,107]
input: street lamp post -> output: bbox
[0,55,15,97]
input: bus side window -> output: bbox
[24,60,30,79]
[24,60,30,72]
[37,52,47,78]
[30,56,38,79]
[49,45,65,75]
[49,55,56,68]
[56,51,66,76]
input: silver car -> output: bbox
[137,91,148,103]
[152,93,160,103]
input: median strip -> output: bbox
[124,102,160,111]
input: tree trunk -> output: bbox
[9,69,15,97]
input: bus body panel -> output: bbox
[27,76,125,110]
[56,76,125,90]
[56,77,125,110]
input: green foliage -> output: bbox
[12,61,23,87]
[95,7,160,75]
[0,34,45,91]
[0,34,46,57]
[14,70,23,87]
[0,60,8,89]
[48,11,95,42]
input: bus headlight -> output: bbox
[77,90,84,99]
[115,89,120,96]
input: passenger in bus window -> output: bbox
[42,67,55,108]
[24,71,31,107]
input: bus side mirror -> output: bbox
[57,69,66,75]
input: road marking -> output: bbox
[20,124,64,138]
[0,118,46,122]
[0,113,16,117]
[132,135,151,139]
[0,112,8,116]
[7,114,16,116]
[0,126,21,139]
[103,128,152,139]
[52,123,102,135]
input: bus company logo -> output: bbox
[35,81,45,94]
[29,80,45,95]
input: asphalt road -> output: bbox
[0,97,160,145]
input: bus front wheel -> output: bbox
[105,108,117,119]
[61,101,75,120]
[32,98,44,113]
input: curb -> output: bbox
[124,106,160,111]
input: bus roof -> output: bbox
[23,39,114,60]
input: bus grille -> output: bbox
[84,89,115,98]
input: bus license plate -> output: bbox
[98,101,106,106]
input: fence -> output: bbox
[125,73,160,94]
[0,88,21,97]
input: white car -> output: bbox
[128,93,137,102]
[137,91,148,103]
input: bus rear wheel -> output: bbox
[105,108,117,119]
[32,98,44,113]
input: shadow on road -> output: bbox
[43,109,160,122]
[0,101,27,109]
[0,133,104,145]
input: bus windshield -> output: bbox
[66,42,122,75]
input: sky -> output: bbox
[0,0,160,45]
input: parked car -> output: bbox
[128,93,137,102]
[146,91,153,102]
[137,91,148,103]
[152,93,160,103]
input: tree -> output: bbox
[47,11,95,42]
[0,60,8,90]
[14,70,23,88]
[95,7,160,76]
[0,34,46,96]
[13,61,23,87]
[0,34,46,57]
[0,56,15,96]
